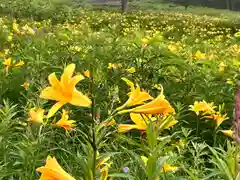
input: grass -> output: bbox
[0,0,240,179]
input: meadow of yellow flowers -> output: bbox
[1,2,240,179]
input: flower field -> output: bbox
[1,1,240,179]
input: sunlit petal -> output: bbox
[118,124,139,132]
[130,113,148,127]
[165,120,178,129]
[47,101,66,118]
[161,163,178,172]
[61,64,75,86]
[219,130,233,138]
[14,60,24,67]
[36,156,76,180]
[68,74,85,89]
[48,73,61,89]
[69,89,91,107]
[122,78,135,91]
[28,108,45,124]
[40,87,59,101]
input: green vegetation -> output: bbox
[0,0,240,179]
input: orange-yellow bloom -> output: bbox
[205,113,228,128]
[161,163,178,172]
[14,60,25,67]
[189,100,215,115]
[108,63,118,70]
[3,58,11,66]
[40,64,91,118]
[164,119,178,129]
[118,113,176,132]
[22,82,30,90]
[83,70,90,78]
[101,119,115,127]
[96,157,111,169]
[56,110,76,131]
[141,156,178,173]
[36,156,75,180]
[127,67,136,73]
[218,62,226,72]
[13,22,20,34]
[100,166,109,180]
[3,58,24,73]
[117,78,153,110]
[119,85,174,115]
[219,130,233,138]
[168,45,177,53]
[118,113,153,132]
[28,108,44,124]
[193,50,205,60]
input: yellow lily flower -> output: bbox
[218,62,226,72]
[141,156,178,172]
[40,64,91,118]
[189,100,215,115]
[141,156,148,165]
[14,60,25,67]
[22,24,35,35]
[3,58,11,66]
[100,119,115,127]
[100,165,109,180]
[55,110,76,131]
[3,58,25,73]
[28,108,45,124]
[168,45,177,53]
[127,67,136,73]
[21,82,30,90]
[193,50,205,60]
[205,113,228,128]
[13,22,20,34]
[119,85,174,115]
[117,78,153,110]
[96,157,111,168]
[36,156,76,180]
[161,163,178,172]
[118,113,153,132]
[219,130,233,138]
[83,70,90,78]
[108,63,118,70]
[164,119,178,129]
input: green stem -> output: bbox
[235,143,239,178]
[213,128,217,147]
[92,126,97,178]
[89,64,97,178]
[163,169,168,180]
[196,115,199,138]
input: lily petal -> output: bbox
[130,90,153,106]
[36,156,75,180]
[118,124,139,132]
[132,94,175,115]
[48,73,61,89]
[68,74,85,89]
[40,87,58,100]
[61,64,75,86]
[122,78,135,92]
[40,87,64,101]
[47,101,66,118]
[130,113,148,128]
[69,89,91,107]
